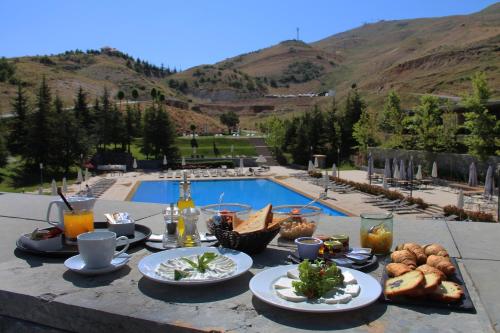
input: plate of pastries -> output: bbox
[381,243,474,311]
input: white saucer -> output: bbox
[64,253,130,275]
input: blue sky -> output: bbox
[0,0,497,70]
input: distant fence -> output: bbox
[368,148,500,183]
[136,157,258,170]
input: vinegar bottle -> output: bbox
[177,171,195,246]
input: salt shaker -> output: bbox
[163,203,179,249]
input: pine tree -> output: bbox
[26,77,53,167]
[353,109,379,151]
[407,95,443,151]
[50,96,87,173]
[463,72,500,159]
[0,121,8,167]
[125,105,134,153]
[152,106,178,160]
[141,106,156,159]
[325,99,341,165]
[93,88,112,150]
[8,84,30,155]
[340,86,365,157]
[379,91,403,134]
[74,87,92,132]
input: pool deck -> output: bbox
[1,193,500,332]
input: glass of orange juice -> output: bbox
[64,210,94,244]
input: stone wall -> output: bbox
[368,148,500,182]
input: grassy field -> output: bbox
[0,157,78,193]
[127,136,257,160]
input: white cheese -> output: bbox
[274,277,296,289]
[287,268,300,280]
[276,288,307,302]
[342,271,357,285]
[344,284,360,296]
[324,293,352,304]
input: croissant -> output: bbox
[423,244,449,257]
[426,255,455,276]
[416,264,447,281]
[386,263,412,277]
[390,250,417,269]
[396,243,427,264]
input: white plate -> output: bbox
[64,253,130,275]
[249,264,382,312]
[138,247,253,285]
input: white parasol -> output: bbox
[62,177,67,193]
[484,165,494,197]
[314,156,319,169]
[468,162,478,187]
[163,155,167,166]
[77,168,83,184]
[182,157,186,167]
[51,179,57,195]
[415,165,423,180]
[431,161,438,178]
[332,163,337,178]
[84,168,90,182]
[308,160,314,172]
[256,155,267,164]
[133,159,137,169]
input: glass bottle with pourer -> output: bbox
[177,171,195,246]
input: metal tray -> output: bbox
[287,251,378,271]
[380,258,475,312]
[16,222,151,257]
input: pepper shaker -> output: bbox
[163,203,179,248]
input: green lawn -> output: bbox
[0,157,78,193]
[129,136,257,159]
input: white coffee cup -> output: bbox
[77,231,130,269]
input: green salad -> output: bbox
[292,260,344,299]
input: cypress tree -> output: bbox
[8,84,30,155]
[74,87,92,133]
[26,76,53,167]
[0,121,8,167]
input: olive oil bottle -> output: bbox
[177,171,195,246]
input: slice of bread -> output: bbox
[233,204,272,234]
[430,281,464,302]
[384,270,425,298]
[406,273,442,296]
[416,264,447,281]
[266,215,287,231]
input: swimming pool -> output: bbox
[130,179,346,216]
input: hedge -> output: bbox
[443,205,495,222]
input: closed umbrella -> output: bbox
[367,153,373,183]
[77,168,83,184]
[163,155,167,166]
[407,157,414,182]
[468,162,478,187]
[399,160,406,180]
[133,159,137,169]
[323,170,329,191]
[408,157,414,196]
[415,165,423,181]
[230,144,234,156]
[51,179,57,195]
[484,165,494,197]
[392,158,398,178]
[431,161,438,178]
[182,157,186,167]
[314,156,319,169]
[308,160,314,172]
[256,155,267,164]
[384,158,391,179]
[457,189,464,209]
[393,164,400,180]
[332,163,337,178]
[239,158,244,169]
[62,177,67,193]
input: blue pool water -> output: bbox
[130,179,346,216]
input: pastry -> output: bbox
[423,244,449,257]
[390,250,417,269]
[426,255,455,276]
[430,281,464,302]
[386,263,412,277]
[384,270,425,297]
[416,264,447,281]
[396,243,427,264]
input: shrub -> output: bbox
[443,205,495,222]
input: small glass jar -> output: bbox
[163,204,179,249]
[179,207,201,247]
[360,212,393,255]
[331,234,349,253]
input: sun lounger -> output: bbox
[362,195,385,203]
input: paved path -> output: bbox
[0,193,499,332]
[247,137,279,166]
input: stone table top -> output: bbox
[0,193,499,333]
